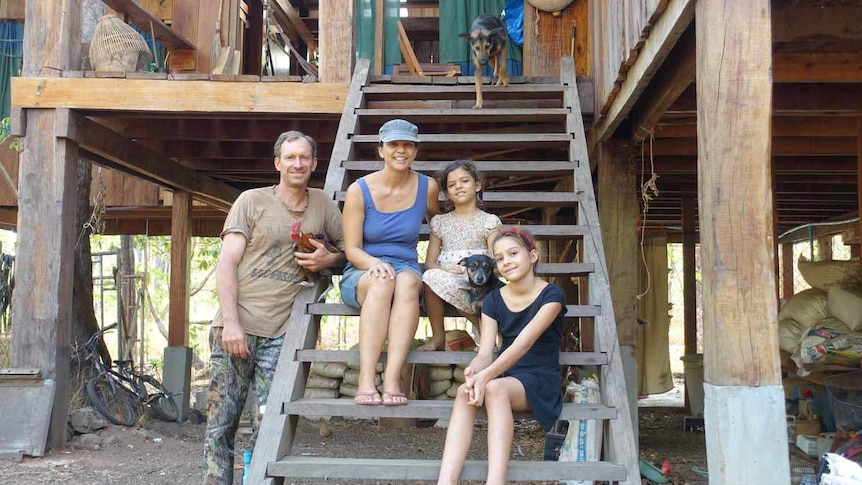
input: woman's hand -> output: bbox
[366,260,395,280]
[443,263,465,275]
[464,367,491,407]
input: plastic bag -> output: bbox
[503,0,524,47]
[559,377,602,485]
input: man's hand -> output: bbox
[295,239,338,272]
[221,322,249,358]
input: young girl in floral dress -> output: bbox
[418,160,501,351]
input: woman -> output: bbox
[340,119,440,406]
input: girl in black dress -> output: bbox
[437,227,567,485]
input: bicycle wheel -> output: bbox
[139,374,180,422]
[87,375,138,426]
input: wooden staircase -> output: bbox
[247,57,640,484]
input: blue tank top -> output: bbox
[358,173,429,263]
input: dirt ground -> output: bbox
[0,404,710,485]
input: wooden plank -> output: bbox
[318,0,354,83]
[593,0,695,143]
[335,190,580,207]
[772,6,862,42]
[307,303,601,318]
[363,84,565,100]
[100,0,195,50]
[773,53,862,83]
[168,191,192,346]
[246,0,264,75]
[270,0,317,54]
[523,0,590,77]
[354,108,570,123]
[268,457,627,482]
[630,26,694,142]
[596,141,638,348]
[352,133,571,144]
[396,21,423,76]
[296,349,608,366]
[11,78,348,114]
[283,398,616,421]
[563,56,639,485]
[681,195,696,415]
[53,110,239,211]
[373,0,384,75]
[656,117,861,138]
[322,58,370,199]
[649,136,858,157]
[344,160,576,176]
[0,0,24,21]
[780,243,794,300]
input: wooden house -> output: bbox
[3,0,861,483]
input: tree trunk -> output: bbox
[117,235,137,364]
[69,160,103,401]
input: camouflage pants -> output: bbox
[203,327,284,485]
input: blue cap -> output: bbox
[378,119,420,143]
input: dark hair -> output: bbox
[493,227,539,274]
[274,131,318,158]
[434,159,484,211]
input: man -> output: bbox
[203,131,344,485]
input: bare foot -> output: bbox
[417,336,445,351]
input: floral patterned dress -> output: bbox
[422,210,502,315]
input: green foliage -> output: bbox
[0,117,21,151]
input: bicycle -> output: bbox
[73,322,180,426]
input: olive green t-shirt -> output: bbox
[212,186,344,338]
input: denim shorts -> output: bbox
[339,256,423,309]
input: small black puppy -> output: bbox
[459,254,504,314]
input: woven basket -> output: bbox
[526,0,574,12]
[89,14,152,72]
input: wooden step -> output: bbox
[362,84,565,101]
[335,191,581,207]
[352,133,571,147]
[343,160,577,176]
[267,457,628,482]
[296,350,609,366]
[283,398,617,421]
[354,108,570,124]
[306,303,602,318]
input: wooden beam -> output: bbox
[630,27,695,142]
[0,0,24,21]
[373,0,384,76]
[53,110,239,211]
[670,83,862,114]
[656,116,861,138]
[270,0,317,54]
[101,0,195,50]
[318,0,354,83]
[773,7,862,43]
[696,1,788,482]
[169,191,192,346]
[11,78,347,114]
[773,53,862,83]
[594,0,695,142]
[645,155,856,175]
[11,0,83,454]
[649,136,857,156]
[681,195,696,415]
[246,0,264,75]
[597,140,639,348]
[781,243,794,300]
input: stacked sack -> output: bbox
[305,361,347,399]
[779,257,862,375]
[342,360,384,397]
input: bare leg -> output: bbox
[484,377,529,485]
[382,272,422,403]
[437,385,480,485]
[418,285,446,351]
[356,275,395,399]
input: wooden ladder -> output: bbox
[247,57,640,485]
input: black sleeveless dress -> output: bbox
[481,284,567,431]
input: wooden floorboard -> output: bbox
[267,457,628,481]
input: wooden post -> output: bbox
[10,0,82,452]
[596,138,639,440]
[596,140,638,348]
[781,243,794,301]
[373,0,384,75]
[168,191,192,347]
[246,0,264,75]
[681,196,696,414]
[318,0,355,83]
[858,116,862,265]
[696,1,789,483]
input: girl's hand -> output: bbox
[446,265,465,275]
[366,260,395,280]
[466,369,490,407]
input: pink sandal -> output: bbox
[353,391,382,406]
[382,391,408,406]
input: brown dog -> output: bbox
[460,14,510,109]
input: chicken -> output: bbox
[290,219,340,286]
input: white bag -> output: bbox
[559,378,602,485]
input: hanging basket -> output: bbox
[526,0,575,12]
[89,14,152,72]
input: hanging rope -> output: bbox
[636,134,659,300]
